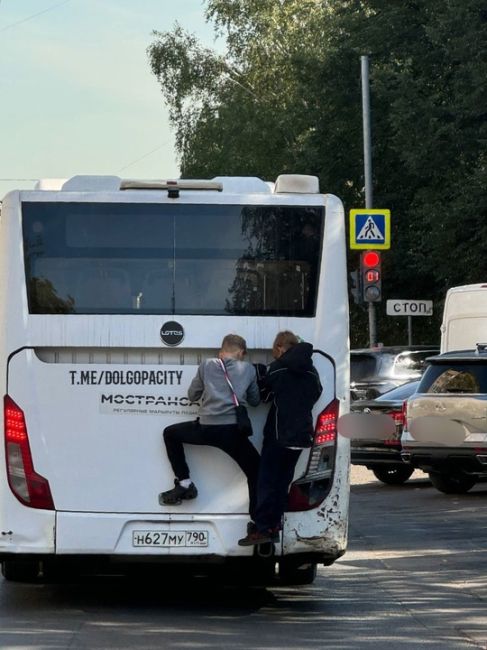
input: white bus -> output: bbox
[0,173,350,585]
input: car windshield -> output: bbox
[420,363,487,394]
[393,351,437,378]
[351,349,438,383]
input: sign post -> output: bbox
[386,300,434,346]
[360,54,376,347]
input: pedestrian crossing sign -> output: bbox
[349,209,391,250]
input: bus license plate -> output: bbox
[132,530,208,548]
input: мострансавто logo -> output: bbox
[160,321,184,346]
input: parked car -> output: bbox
[351,381,420,484]
[350,345,439,401]
[401,345,487,494]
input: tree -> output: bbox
[148,2,362,200]
[148,0,487,346]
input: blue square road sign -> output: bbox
[350,209,391,250]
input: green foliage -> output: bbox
[148,0,487,347]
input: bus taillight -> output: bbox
[4,395,55,510]
[314,402,338,445]
[287,398,338,512]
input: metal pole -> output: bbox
[361,55,377,347]
[408,316,413,347]
[361,56,373,209]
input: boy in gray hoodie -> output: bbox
[160,334,260,515]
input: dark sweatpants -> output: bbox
[254,433,302,534]
[163,419,260,520]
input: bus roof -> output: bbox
[30,174,320,196]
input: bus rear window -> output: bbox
[22,202,323,316]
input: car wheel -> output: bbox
[428,472,476,494]
[372,465,414,485]
[279,560,317,586]
[1,559,40,582]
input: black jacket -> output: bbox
[259,342,322,448]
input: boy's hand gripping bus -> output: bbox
[0,174,350,585]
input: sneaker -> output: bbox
[238,530,273,546]
[246,521,280,542]
[159,479,198,506]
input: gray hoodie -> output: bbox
[188,358,260,425]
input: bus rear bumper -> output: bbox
[54,511,258,557]
[0,509,347,565]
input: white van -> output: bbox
[441,284,487,352]
[0,174,350,585]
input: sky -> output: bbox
[0,0,220,196]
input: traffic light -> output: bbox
[361,250,382,302]
[349,270,361,304]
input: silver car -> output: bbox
[401,345,487,493]
[351,346,439,401]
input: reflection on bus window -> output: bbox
[22,202,323,316]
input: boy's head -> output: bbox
[219,334,248,360]
[272,330,299,359]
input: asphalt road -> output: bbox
[0,467,485,650]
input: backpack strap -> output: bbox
[218,359,240,406]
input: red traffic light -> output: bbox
[362,251,380,267]
[360,250,382,302]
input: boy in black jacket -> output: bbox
[238,331,322,546]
